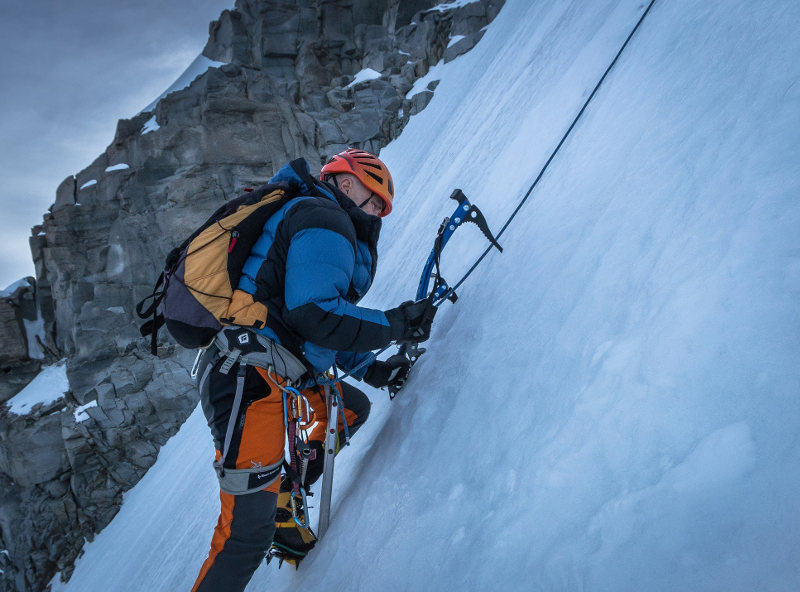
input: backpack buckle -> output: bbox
[219,349,241,375]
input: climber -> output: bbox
[191,148,437,592]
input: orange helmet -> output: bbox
[320,148,395,216]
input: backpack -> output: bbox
[137,158,348,355]
[136,182,293,354]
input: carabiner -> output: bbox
[290,486,311,529]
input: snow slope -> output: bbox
[52,0,800,590]
[6,360,68,415]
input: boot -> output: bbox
[269,476,317,568]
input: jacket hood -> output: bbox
[269,158,382,245]
[269,158,335,200]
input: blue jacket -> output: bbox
[237,160,400,375]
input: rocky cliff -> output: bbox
[0,1,503,590]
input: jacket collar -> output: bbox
[325,181,382,247]
[272,158,383,247]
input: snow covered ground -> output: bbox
[6,361,68,415]
[49,0,800,590]
[140,54,226,114]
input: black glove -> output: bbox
[386,298,438,343]
[363,354,412,389]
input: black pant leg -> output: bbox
[339,380,371,438]
[192,489,277,592]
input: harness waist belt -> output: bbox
[213,327,309,383]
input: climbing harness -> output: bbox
[203,325,352,538]
[210,360,284,496]
[199,326,317,521]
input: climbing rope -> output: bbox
[436,0,659,304]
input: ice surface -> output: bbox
[22,315,45,360]
[346,68,382,88]
[74,400,98,423]
[405,60,444,99]
[51,0,800,590]
[447,34,466,48]
[431,0,481,12]
[6,361,69,415]
[141,115,160,134]
[0,277,30,297]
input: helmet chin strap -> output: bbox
[359,194,386,216]
[329,174,380,213]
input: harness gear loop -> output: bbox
[190,348,205,379]
[257,366,317,529]
[287,388,316,428]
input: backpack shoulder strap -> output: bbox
[288,159,338,200]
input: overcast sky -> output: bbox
[0,0,234,289]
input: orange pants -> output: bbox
[192,352,369,592]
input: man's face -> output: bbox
[358,194,385,217]
[339,175,385,217]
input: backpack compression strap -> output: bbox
[135,273,166,355]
